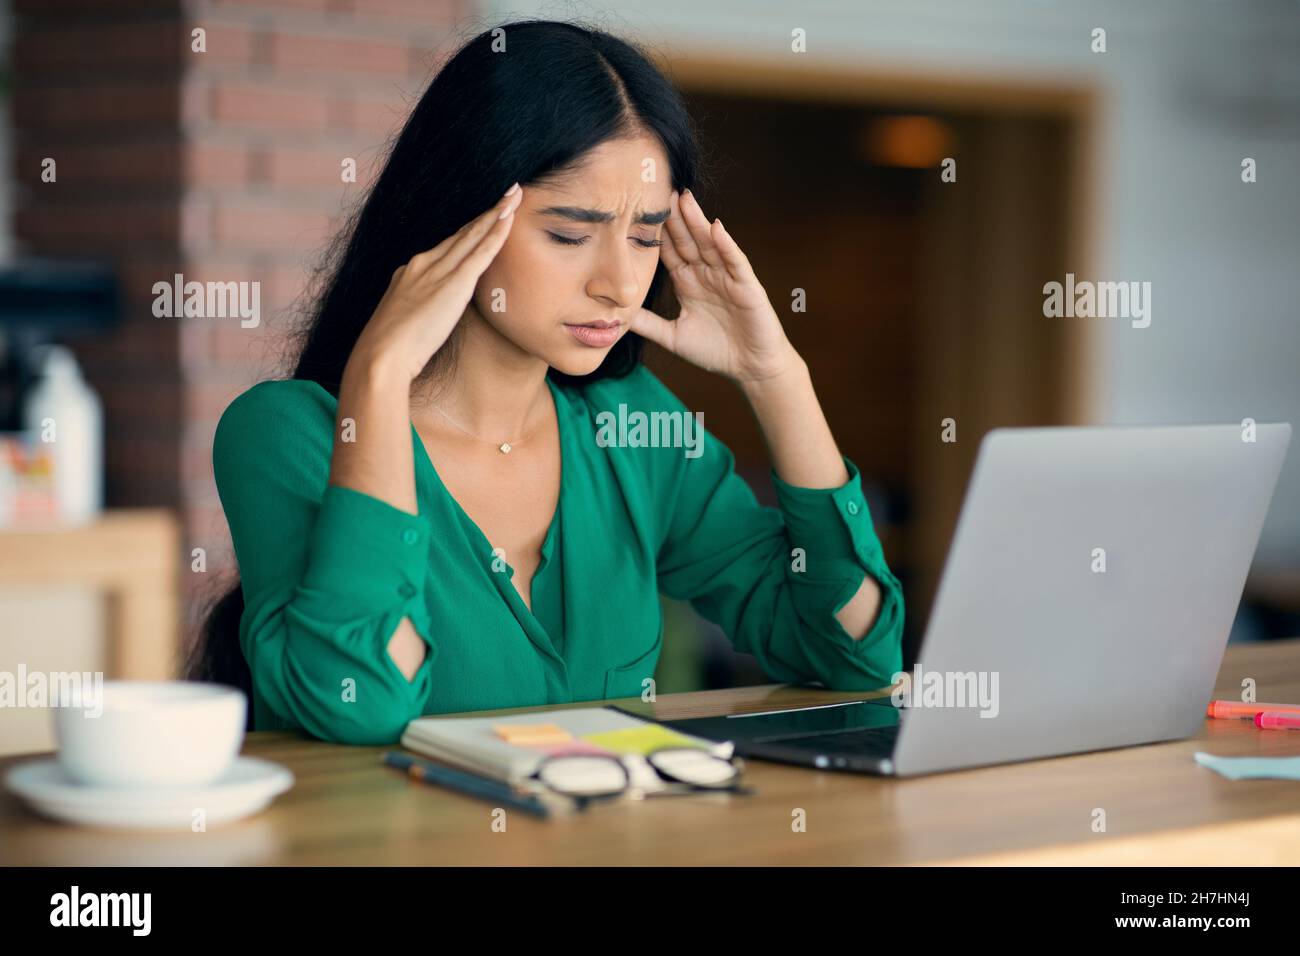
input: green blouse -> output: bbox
[212,363,905,744]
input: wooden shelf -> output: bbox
[0,510,181,679]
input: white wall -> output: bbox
[492,0,1300,567]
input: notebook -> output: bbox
[400,706,735,792]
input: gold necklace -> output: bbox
[429,397,546,454]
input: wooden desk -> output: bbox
[3,638,1300,866]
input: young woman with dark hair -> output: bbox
[186,19,904,745]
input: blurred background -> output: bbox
[1,0,1298,754]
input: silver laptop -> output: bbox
[660,423,1292,776]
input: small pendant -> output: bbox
[499,442,512,454]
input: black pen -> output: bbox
[383,750,553,820]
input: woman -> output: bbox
[189,19,905,745]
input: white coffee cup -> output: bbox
[54,681,247,788]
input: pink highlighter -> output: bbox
[1255,711,1300,730]
[1207,699,1300,720]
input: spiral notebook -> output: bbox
[400,706,735,791]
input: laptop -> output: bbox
[657,423,1292,777]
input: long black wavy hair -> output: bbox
[184,18,706,712]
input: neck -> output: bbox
[410,307,551,440]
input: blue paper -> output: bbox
[1193,751,1300,780]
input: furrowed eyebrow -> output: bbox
[537,205,671,226]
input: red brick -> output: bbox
[118,258,187,307]
[341,0,463,19]
[184,500,230,538]
[207,201,337,249]
[264,143,383,189]
[204,80,334,131]
[207,320,298,367]
[233,260,311,307]
[182,431,229,483]
[13,20,188,75]
[12,82,180,131]
[271,31,418,77]
[206,0,349,13]
[191,21,265,67]
[104,436,181,484]
[98,379,186,425]
[186,377,258,427]
[14,141,182,188]
[14,0,179,13]
[9,0,463,624]
[182,505,233,562]
[185,140,256,187]
[340,86,417,138]
[77,316,180,369]
[205,0,466,20]
[14,202,180,249]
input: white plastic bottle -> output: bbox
[22,344,104,525]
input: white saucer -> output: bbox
[4,756,294,830]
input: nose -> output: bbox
[586,233,643,310]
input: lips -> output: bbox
[564,321,623,348]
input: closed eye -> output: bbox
[546,232,662,248]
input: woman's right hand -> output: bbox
[351,182,523,383]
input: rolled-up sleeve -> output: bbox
[213,382,438,744]
[769,457,905,674]
[637,368,905,691]
[300,484,433,615]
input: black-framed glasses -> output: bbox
[531,746,751,806]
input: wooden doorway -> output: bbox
[650,56,1100,679]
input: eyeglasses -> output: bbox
[531,747,751,807]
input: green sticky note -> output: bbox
[581,724,709,756]
[1194,752,1300,780]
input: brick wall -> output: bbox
[10,0,473,653]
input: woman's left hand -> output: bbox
[630,188,801,386]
